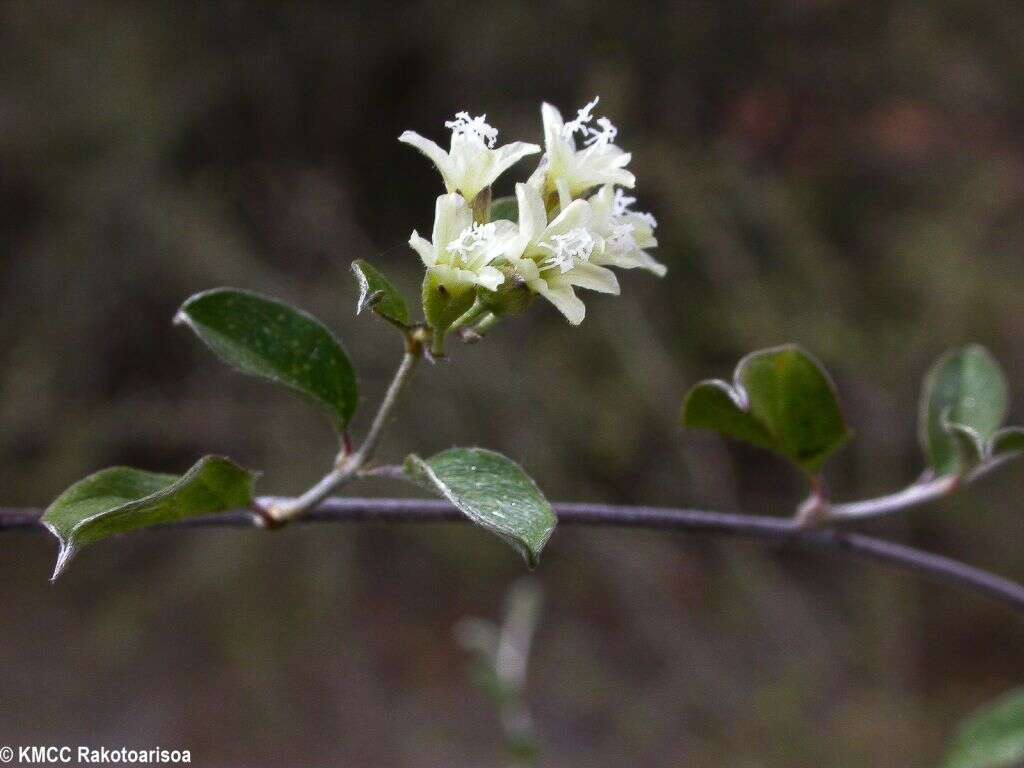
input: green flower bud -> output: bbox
[477,266,536,318]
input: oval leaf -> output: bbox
[351,259,410,327]
[682,344,850,474]
[176,288,358,431]
[42,456,257,580]
[920,345,1008,476]
[404,447,556,567]
[946,688,1024,768]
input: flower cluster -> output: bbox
[400,98,665,351]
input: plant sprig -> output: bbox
[682,343,1024,528]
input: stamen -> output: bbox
[539,227,596,273]
[445,112,499,148]
[613,189,637,217]
[447,222,498,265]
[613,188,657,229]
[582,117,618,147]
[563,97,600,138]
[562,97,619,147]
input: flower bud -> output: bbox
[477,266,536,317]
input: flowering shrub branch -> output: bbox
[3,89,1018,767]
[18,99,1024,675]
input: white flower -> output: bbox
[528,97,635,206]
[409,193,514,292]
[586,185,666,277]
[399,112,540,203]
[503,183,620,325]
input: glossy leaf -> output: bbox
[176,288,358,431]
[945,688,1024,768]
[920,345,1008,476]
[405,447,556,567]
[42,456,256,580]
[489,195,519,224]
[351,259,410,327]
[990,427,1024,458]
[682,344,850,474]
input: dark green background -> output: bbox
[1,2,1022,765]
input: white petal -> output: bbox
[629,226,657,251]
[555,177,573,211]
[593,243,667,277]
[452,141,539,203]
[534,281,585,325]
[399,131,455,191]
[491,141,541,182]
[431,193,473,254]
[572,145,635,192]
[515,182,548,244]
[475,266,505,292]
[447,137,493,200]
[491,219,519,238]
[588,184,615,215]
[634,250,667,277]
[527,155,549,190]
[511,256,541,282]
[540,103,565,150]
[481,220,521,261]
[564,263,620,294]
[408,230,436,267]
[607,166,636,188]
[546,198,592,236]
[429,264,475,293]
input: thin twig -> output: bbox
[265,347,420,523]
[4,499,1023,614]
[826,454,1013,522]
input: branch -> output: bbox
[263,346,420,523]
[3,499,1023,614]
[826,454,1014,522]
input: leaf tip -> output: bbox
[357,289,385,316]
[48,535,76,582]
[351,262,369,312]
[522,534,551,570]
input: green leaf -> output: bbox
[681,344,850,474]
[920,345,1008,476]
[946,688,1024,768]
[489,195,519,224]
[990,426,1024,458]
[42,456,257,580]
[176,288,358,431]
[351,259,410,327]
[404,447,557,567]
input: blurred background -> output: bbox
[1,1,1022,765]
